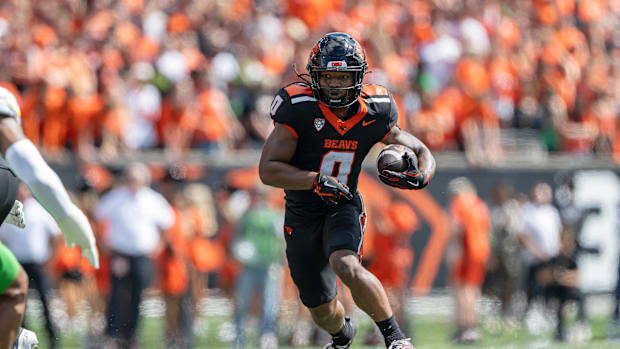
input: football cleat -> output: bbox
[12,327,39,349]
[322,340,353,349]
[388,338,415,349]
[323,317,356,349]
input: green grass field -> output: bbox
[30,313,620,349]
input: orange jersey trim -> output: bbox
[278,123,298,138]
[318,98,368,136]
[284,84,313,97]
[362,85,388,96]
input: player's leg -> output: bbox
[0,246,28,349]
[283,209,356,348]
[610,256,620,339]
[309,296,346,333]
[105,255,130,341]
[329,250,412,348]
[454,256,485,343]
[0,168,37,349]
[324,194,411,348]
[554,291,567,341]
[233,268,254,349]
[125,256,153,345]
[329,250,392,320]
[21,263,56,348]
[460,284,482,342]
[259,266,281,348]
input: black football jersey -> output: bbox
[270,82,398,210]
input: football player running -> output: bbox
[0,87,99,349]
[259,33,436,349]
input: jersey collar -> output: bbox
[318,98,368,136]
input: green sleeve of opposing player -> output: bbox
[0,241,20,294]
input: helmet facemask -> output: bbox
[306,33,368,109]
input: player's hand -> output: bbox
[57,207,100,269]
[311,173,353,206]
[5,200,25,228]
[378,154,429,190]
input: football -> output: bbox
[377,144,416,173]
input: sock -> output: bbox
[331,317,355,346]
[376,315,406,347]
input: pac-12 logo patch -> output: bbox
[284,225,293,236]
[314,118,325,131]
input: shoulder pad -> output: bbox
[284,82,313,97]
[362,85,391,104]
[283,83,316,105]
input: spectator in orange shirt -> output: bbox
[408,90,456,151]
[157,170,194,349]
[40,86,70,158]
[364,199,418,345]
[186,72,245,152]
[454,57,503,165]
[548,92,599,154]
[447,177,491,344]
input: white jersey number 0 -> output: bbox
[319,151,355,185]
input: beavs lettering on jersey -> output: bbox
[324,139,358,150]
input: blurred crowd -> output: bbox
[446,175,601,344]
[1,0,620,347]
[0,0,619,164]
[1,162,619,348]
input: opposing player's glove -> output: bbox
[311,173,353,206]
[5,200,25,228]
[378,154,429,190]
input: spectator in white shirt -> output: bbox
[123,62,162,150]
[95,163,174,347]
[518,182,562,312]
[0,184,62,348]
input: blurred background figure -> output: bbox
[0,184,62,349]
[231,184,284,349]
[554,171,602,252]
[63,176,107,343]
[447,177,491,344]
[156,168,194,349]
[610,201,620,341]
[364,198,418,345]
[541,229,590,342]
[484,182,524,322]
[518,182,562,329]
[123,62,162,151]
[182,182,224,333]
[95,163,174,348]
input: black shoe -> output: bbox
[323,317,356,349]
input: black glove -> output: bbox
[378,154,429,190]
[311,173,353,206]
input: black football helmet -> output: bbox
[306,33,368,108]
